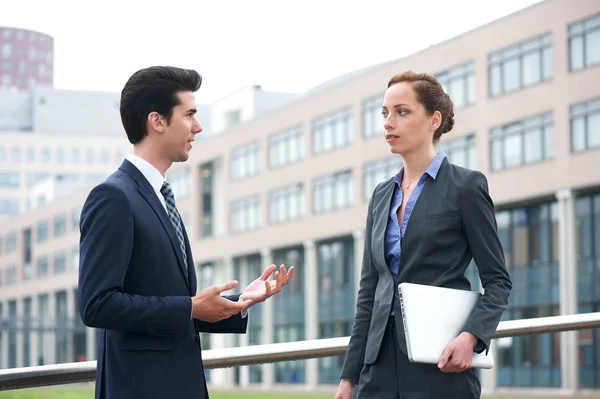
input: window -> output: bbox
[490,112,553,171]
[230,141,260,180]
[86,149,95,163]
[363,156,402,201]
[269,126,304,168]
[0,199,19,216]
[5,266,16,285]
[0,172,20,187]
[313,107,353,153]
[11,147,21,162]
[313,170,353,214]
[200,163,214,238]
[27,172,49,187]
[41,148,50,162]
[6,232,17,253]
[438,135,477,169]
[569,13,600,71]
[36,256,48,278]
[37,221,49,242]
[54,252,66,274]
[54,214,66,237]
[167,167,191,200]
[436,62,476,108]
[230,196,261,233]
[571,97,600,152]
[362,94,384,138]
[269,184,304,224]
[489,33,553,97]
[224,109,241,129]
[1,44,11,57]
[72,207,81,230]
[71,149,79,163]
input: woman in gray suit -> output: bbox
[335,71,512,399]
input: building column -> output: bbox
[261,248,274,389]
[85,326,97,361]
[303,239,318,389]
[16,299,23,367]
[352,228,365,305]
[239,257,250,386]
[210,255,235,387]
[0,301,6,369]
[42,293,56,365]
[66,289,76,362]
[557,188,578,392]
[29,295,39,367]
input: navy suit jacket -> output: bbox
[77,159,248,399]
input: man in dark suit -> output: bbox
[77,66,294,399]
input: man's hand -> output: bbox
[192,281,253,323]
[334,379,355,399]
[240,264,294,305]
[438,331,478,373]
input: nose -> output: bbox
[383,113,394,132]
[193,119,203,134]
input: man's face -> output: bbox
[163,91,202,163]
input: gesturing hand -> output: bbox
[192,281,253,323]
[241,264,294,305]
[438,331,478,373]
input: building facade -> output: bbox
[0,132,132,219]
[0,26,54,90]
[0,0,600,394]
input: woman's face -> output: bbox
[381,82,438,156]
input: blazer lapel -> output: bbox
[372,179,396,274]
[118,160,190,286]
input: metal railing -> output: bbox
[1,312,600,391]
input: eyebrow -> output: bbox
[186,108,197,115]
[382,103,410,110]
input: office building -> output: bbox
[0,0,599,394]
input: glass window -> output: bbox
[313,170,353,213]
[437,135,477,170]
[488,33,553,97]
[313,107,353,153]
[363,156,402,201]
[490,112,554,171]
[269,184,304,224]
[268,126,304,168]
[570,97,600,152]
[230,196,261,233]
[569,13,600,71]
[230,141,261,180]
[436,62,476,108]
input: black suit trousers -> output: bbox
[355,317,481,399]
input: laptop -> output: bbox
[397,282,494,369]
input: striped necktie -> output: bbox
[160,181,187,270]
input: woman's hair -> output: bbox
[388,71,455,143]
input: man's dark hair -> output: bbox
[119,66,202,144]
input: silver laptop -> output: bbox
[398,282,494,369]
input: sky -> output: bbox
[1,0,544,104]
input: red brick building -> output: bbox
[0,26,54,90]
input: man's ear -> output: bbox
[148,112,166,134]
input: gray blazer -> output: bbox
[341,158,512,382]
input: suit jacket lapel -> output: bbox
[118,160,190,287]
[372,179,396,275]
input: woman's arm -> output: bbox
[460,170,512,354]
[340,192,379,383]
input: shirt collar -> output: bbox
[393,151,446,186]
[125,154,166,192]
